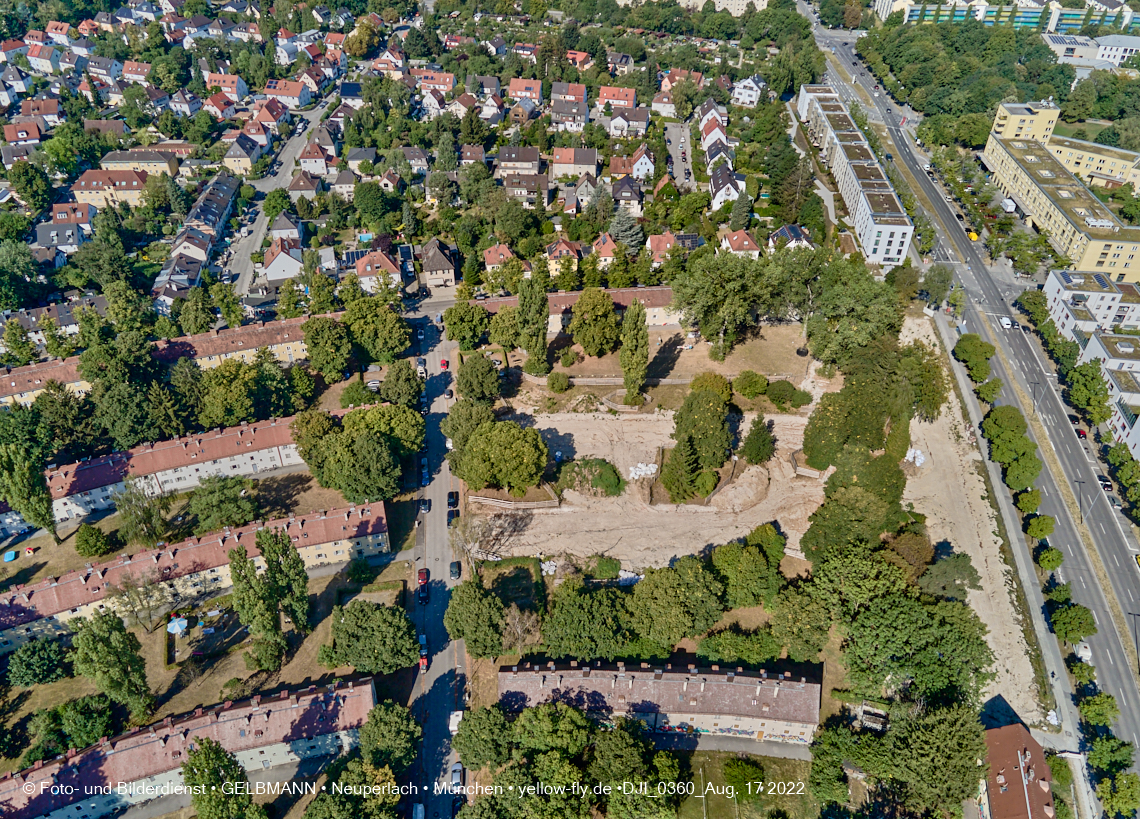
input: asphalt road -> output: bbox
[663,121,694,192]
[802,16,1140,757]
[407,306,466,819]
[232,95,337,297]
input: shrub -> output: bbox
[767,380,811,409]
[734,370,768,399]
[74,523,114,558]
[740,414,775,464]
[975,378,1002,404]
[691,372,733,403]
[346,558,375,584]
[548,371,571,393]
[694,470,719,496]
[590,460,625,496]
[340,380,374,408]
[560,348,578,368]
[592,556,621,579]
[724,758,765,802]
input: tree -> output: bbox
[922,264,953,305]
[263,189,292,226]
[517,269,551,374]
[341,403,425,456]
[0,443,58,543]
[453,420,548,496]
[661,434,698,503]
[70,611,153,719]
[9,161,52,211]
[2,319,36,367]
[179,287,215,336]
[620,299,648,403]
[115,476,172,549]
[8,638,68,687]
[183,738,265,819]
[345,298,410,363]
[1098,773,1140,818]
[952,333,995,383]
[569,287,620,358]
[501,603,542,655]
[453,705,512,769]
[1038,547,1064,572]
[257,527,311,634]
[740,414,776,464]
[379,359,421,408]
[318,600,419,673]
[443,301,491,351]
[457,354,501,403]
[441,399,496,457]
[769,586,832,662]
[1017,489,1042,514]
[888,704,988,815]
[1026,514,1055,541]
[609,207,643,247]
[1067,359,1112,426]
[542,578,628,660]
[673,389,730,470]
[513,701,593,757]
[1080,691,1121,726]
[729,192,753,231]
[1089,736,1135,775]
[228,542,287,671]
[671,252,767,360]
[359,701,423,774]
[302,317,352,383]
[40,317,74,360]
[106,570,172,632]
[443,580,504,657]
[210,282,243,330]
[711,533,783,608]
[628,556,724,647]
[1052,603,1097,644]
[188,475,258,535]
[490,305,522,350]
[916,553,981,601]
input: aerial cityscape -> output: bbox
[0,0,1139,816]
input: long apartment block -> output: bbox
[0,678,377,819]
[0,502,389,654]
[796,85,913,270]
[877,0,1136,33]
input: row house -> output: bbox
[598,85,635,109]
[1,681,378,819]
[355,248,401,291]
[185,170,240,236]
[102,149,179,176]
[551,147,598,179]
[412,68,456,94]
[507,77,542,103]
[496,145,541,176]
[551,99,588,132]
[0,501,389,654]
[609,143,654,181]
[122,60,151,85]
[551,81,587,105]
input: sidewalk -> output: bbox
[934,312,1097,819]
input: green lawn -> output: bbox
[677,752,817,819]
[1052,121,1109,141]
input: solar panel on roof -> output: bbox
[1061,272,1073,284]
[1095,274,1110,288]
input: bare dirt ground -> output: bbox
[496,412,826,568]
[900,316,1043,724]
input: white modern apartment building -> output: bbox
[797,85,913,270]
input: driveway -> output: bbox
[664,122,694,192]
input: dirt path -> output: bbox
[496,412,826,568]
[900,317,1043,724]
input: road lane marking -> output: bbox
[1115,553,1121,568]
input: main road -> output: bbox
[799,0,1140,759]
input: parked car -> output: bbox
[450,561,461,580]
[418,568,429,585]
[419,498,431,513]
[440,359,449,370]
[1076,429,1087,439]
[418,586,429,605]
[450,763,465,792]
[448,491,459,509]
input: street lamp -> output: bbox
[1075,479,1085,524]
[1030,380,1040,413]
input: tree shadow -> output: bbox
[483,512,533,556]
[647,333,684,379]
[0,561,47,593]
[256,473,316,518]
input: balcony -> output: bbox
[1118,398,1138,429]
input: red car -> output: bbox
[418,568,429,585]
[1077,429,1088,439]
[440,359,449,370]
[419,655,428,673]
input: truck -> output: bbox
[1075,641,1093,663]
[449,710,464,735]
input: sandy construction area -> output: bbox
[497,412,826,568]
[900,317,1043,724]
